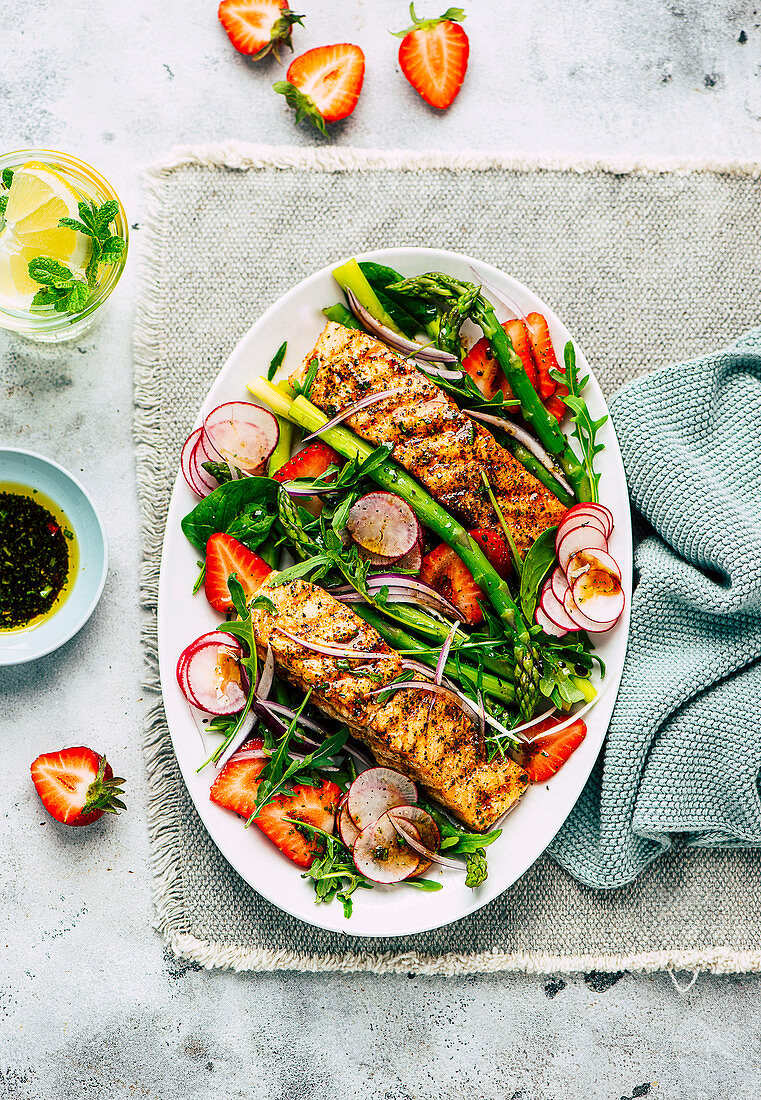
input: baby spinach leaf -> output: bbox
[181,477,278,550]
[358,261,432,338]
[519,526,558,622]
[226,502,276,550]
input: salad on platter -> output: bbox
[172,258,625,919]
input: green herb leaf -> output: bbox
[550,343,607,504]
[519,526,558,622]
[267,340,288,381]
[98,235,126,263]
[294,357,320,399]
[181,476,278,551]
[95,199,119,236]
[1,168,14,190]
[27,257,74,286]
[0,196,8,216]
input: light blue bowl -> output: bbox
[0,449,108,665]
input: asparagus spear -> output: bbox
[353,605,515,706]
[247,377,541,718]
[503,436,575,508]
[390,272,594,501]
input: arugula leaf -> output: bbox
[269,553,332,586]
[551,343,607,504]
[519,527,558,622]
[267,340,288,381]
[181,476,278,550]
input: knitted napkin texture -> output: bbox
[552,329,761,886]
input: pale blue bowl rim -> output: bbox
[0,447,108,665]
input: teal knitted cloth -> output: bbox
[551,329,761,888]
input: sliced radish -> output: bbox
[204,402,279,474]
[550,565,570,604]
[346,766,417,830]
[387,810,463,871]
[178,637,247,714]
[539,580,581,632]
[352,813,423,883]
[535,606,568,637]
[180,428,208,497]
[562,585,620,632]
[566,546,622,584]
[190,430,220,492]
[563,502,614,538]
[393,536,423,574]
[337,804,361,849]
[557,524,608,573]
[387,805,441,874]
[347,492,422,562]
[555,514,607,556]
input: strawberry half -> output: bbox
[469,529,512,579]
[218,0,304,61]
[272,440,339,483]
[462,336,505,399]
[204,533,272,613]
[274,44,365,135]
[420,542,485,626]
[525,312,563,402]
[395,5,470,111]
[524,718,587,783]
[503,318,539,390]
[30,747,126,827]
[210,740,342,868]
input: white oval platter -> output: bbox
[157,247,631,938]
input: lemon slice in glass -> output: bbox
[0,162,91,308]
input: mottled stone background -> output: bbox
[1,0,761,1097]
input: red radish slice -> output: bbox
[347,492,422,562]
[563,502,614,538]
[352,813,423,883]
[557,524,608,573]
[555,514,607,555]
[562,586,620,632]
[393,535,423,574]
[387,805,441,874]
[570,553,625,625]
[539,580,582,632]
[535,606,568,637]
[180,428,208,497]
[550,566,570,604]
[181,640,247,714]
[566,547,622,584]
[346,766,417,830]
[203,402,279,474]
[387,811,463,871]
[190,430,220,492]
[337,805,361,849]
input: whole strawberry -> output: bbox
[394,5,469,110]
[218,0,304,61]
[30,747,126,827]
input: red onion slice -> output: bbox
[346,766,418,830]
[435,620,458,684]
[347,491,422,561]
[214,710,259,771]
[345,288,458,364]
[203,402,279,473]
[301,386,407,445]
[387,812,463,871]
[466,409,574,496]
[352,813,424,883]
[275,627,395,661]
[468,264,529,323]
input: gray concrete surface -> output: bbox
[2,0,761,1096]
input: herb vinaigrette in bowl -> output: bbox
[0,484,78,631]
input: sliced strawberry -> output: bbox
[255,779,341,869]
[524,718,587,783]
[30,747,126,827]
[462,336,505,399]
[503,318,539,389]
[272,440,338,483]
[545,394,567,422]
[395,6,470,111]
[210,741,341,869]
[218,0,303,60]
[525,312,563,402]
[274,44,365,135]
[469,529,512,579]
[204,533,272,613]
[420,542,485,626]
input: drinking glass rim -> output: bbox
[0,148,128,329]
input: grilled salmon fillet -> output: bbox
[290,322,565,553]
[251,575,528,831]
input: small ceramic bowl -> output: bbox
[0,449,108,665]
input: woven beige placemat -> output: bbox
[135,144,761,973]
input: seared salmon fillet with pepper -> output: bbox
[290,322,565,554]
[251,574,528,832]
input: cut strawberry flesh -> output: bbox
[524,718,587,783]
[204,533,272,613]
[286,43,365,123]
